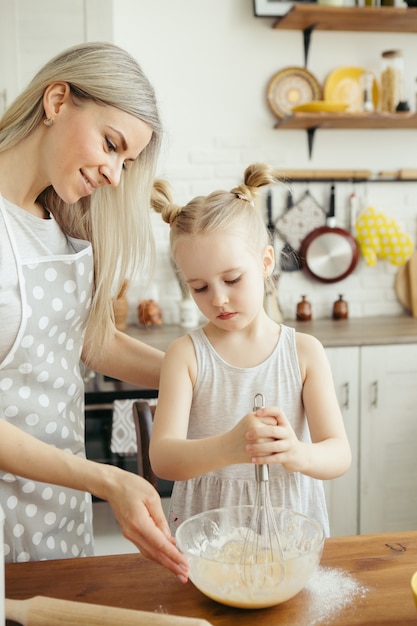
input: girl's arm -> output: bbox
[247,332,351,480]
[150,336,257,481]
[0,418,188,580]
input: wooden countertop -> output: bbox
[127,316,417,350]
[5,530,417,625]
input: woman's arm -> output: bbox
[83,325,164,390]
[0,419,188,581]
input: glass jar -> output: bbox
[380,49,404,113]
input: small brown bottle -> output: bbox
[296,295,312,321]
[333,294,348,320]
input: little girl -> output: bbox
[150,163,351,536]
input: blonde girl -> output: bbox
[150,163,351,536]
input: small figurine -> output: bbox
[137,299,163,327]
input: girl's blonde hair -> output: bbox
[152,163,277,283]
[0,41,162,360]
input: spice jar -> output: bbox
[332,295,348,320]
[380,50,404,113]
[296,295,312,321]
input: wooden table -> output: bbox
[5,530,417,625]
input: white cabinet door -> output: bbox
[360,344,417,534]
[324,347,360,536]
[0,0,112,105]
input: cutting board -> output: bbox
[408,250,417,318]
[395,250,417,318]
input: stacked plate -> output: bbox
[266,65,379,118]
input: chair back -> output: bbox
[132,400,158,489]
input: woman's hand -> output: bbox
[245,406,304,472]
[103,466,189,583]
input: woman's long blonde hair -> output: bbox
[0,41,162,360]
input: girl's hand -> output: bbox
[245,406,304,472]
[225,411,278,464]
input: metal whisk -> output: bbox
[240,393,285,587]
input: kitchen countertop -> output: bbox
[5,530,417,625]
[84,316,417,403]
[127,315,417,350]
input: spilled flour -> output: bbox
[302,566,369,625]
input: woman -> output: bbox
[0,41,187,582]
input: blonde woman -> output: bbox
[150,163,351,536]
[0,41,187,581]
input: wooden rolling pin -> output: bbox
[5,596,213,626]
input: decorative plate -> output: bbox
[324,67,379,112]
[267,67,322,119]
[292,100,349,113]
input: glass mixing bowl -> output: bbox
[176,505,325,609]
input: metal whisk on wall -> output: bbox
[240,393,285,587]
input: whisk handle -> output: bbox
[255,464,269,482]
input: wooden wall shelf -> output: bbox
[274,112,417,157]
[275,112,417,131]
[273,5,417,33]
[272,5,417,65]
[274,168,417,183]
[266,5,417,157]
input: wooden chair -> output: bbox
[132,400,158,489]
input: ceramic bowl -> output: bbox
[175,505,324,609]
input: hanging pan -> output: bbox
[299,184,359,283]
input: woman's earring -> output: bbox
[43,118,53,127]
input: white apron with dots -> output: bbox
[0,198,95,562]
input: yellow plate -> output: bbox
[292,100,349,113]
[267,66,322,119]
[324,67,379,112]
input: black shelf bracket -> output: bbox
[307,127,317,159]
[303,24,317,66]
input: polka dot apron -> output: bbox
[0,200,95,562]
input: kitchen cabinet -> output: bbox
[360,344,417,534]
[324,343,417,537]
[324,347,360,537]
[269,5,417,156]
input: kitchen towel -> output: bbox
[355,206,413,266]
[111,398,157,455]
[275,190,326,251]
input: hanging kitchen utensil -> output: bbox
[275,188,326,258]
[279,189,302,272]
[299,184,359,283]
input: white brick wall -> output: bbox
[125,176,417,326]
[111,0,417,325]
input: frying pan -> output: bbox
[299,184,359,283]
